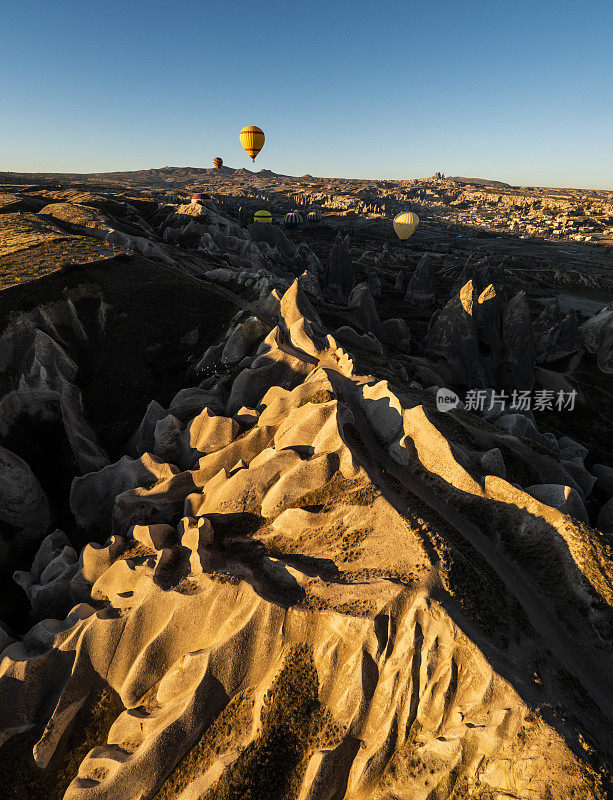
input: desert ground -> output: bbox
[0,166,612,800]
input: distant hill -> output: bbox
[87,166,295,182]
[448,176,513,188]
[93,166,229,180]
[89,168,512,188]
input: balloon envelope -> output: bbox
[284,212,303,230]
[254,210,272,223]
[306,211,322,227]
[393,212,419,240]
[213,157,223,170]
[192,193,212,206]
[239,126,265,162]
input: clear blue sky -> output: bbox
[1,0,611,188]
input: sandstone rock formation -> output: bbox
[581,302,613,374]
[326,232,355,299]
[0,175,612,800]
[404,252,435,305]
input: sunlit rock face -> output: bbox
[0,179,612,800]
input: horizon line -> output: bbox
[1,166,612,194]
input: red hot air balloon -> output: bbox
[192,193,212,204]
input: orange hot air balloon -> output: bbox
[213,157,223,170]
[239,126,265,162]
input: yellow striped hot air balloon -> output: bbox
[213,157,223,170]
[254,209,272,223]
[306,211,322,228]
[393,211,419,240]
[284,212,303,230]
[239,125,265,162]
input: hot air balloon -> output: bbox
[213,157,223,170]
[192,193,215,208]
[393,211,419,240]
[239,126,265,162]
[284,212,303,230]
[254,210,272,223]
[306,211,322,228]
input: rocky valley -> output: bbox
[0,168,612,800]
